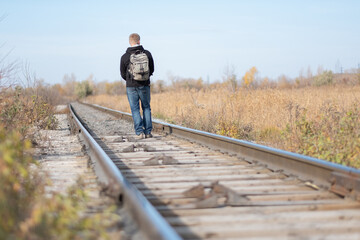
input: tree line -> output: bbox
[58,66,360,99]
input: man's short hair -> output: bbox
[129,33,140,44]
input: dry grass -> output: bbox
[85,85,360,168]
[86,85,360,134]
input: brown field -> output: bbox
[85,85,360,168]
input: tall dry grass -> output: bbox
[85,85,360,168]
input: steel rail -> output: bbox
[84,103,360,199]
[68,104,182,240]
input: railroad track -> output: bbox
[69,102,360,240]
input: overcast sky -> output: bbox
[1,0,360,85]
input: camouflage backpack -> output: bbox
[128,50,149,81]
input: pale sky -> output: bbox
[1,0,360,85]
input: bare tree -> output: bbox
[0,48,19,89]
[21,61,38,89]
[0,15,20,89]
[222,64,238,92]
[62,73,77,96]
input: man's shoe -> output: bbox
[135,133,144,140]
[145,133,153,139]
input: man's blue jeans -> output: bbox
[126,86,152,135]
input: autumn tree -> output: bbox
[242,66,258,87]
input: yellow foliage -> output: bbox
[242,66,258,87]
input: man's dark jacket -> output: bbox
[120,45,154,87]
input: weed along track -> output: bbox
[70,102,360,240]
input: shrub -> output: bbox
[284,104,360,168]
[75,80,93,99]
[0,128,42,239]
[258,127,282,145]
[312,70,334,86]
[0,87,115,239]
[18,179,116,240]
[0,130,116,239]
[215,119,254,140]
[0,87,58,138]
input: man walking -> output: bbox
[120,33,154,139]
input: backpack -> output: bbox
[128,50,149,81]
